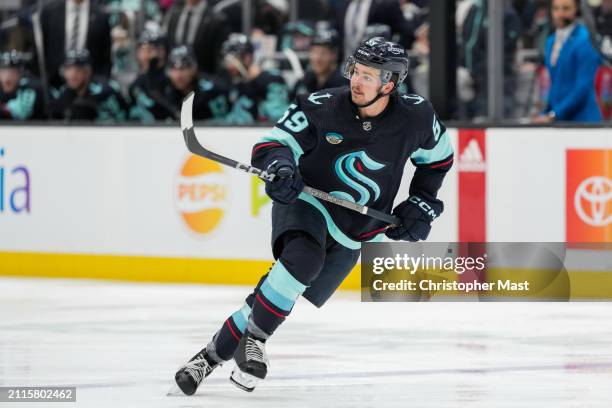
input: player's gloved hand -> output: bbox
[385,195,443,241]
[265,158,304,205]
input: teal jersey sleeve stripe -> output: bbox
[298,193,384,250]
[410,131,454,165]
[260,127,305,163]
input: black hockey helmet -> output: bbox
[0,50,24,69]
[311,28,339,50]
[137,29,165,47]
[221,33,254,57]
[168,45,197,69]
[63,49,92,67]
[343,37,410,108]
[343,37,409,87]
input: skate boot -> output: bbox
[230,331,269,392]
[174,348,220,396]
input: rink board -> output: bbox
[0,126,610,294]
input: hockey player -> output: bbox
[220,34,290,124]
[292,27,348,98]
[50,49,128,122]
[130,45,229,122]
[128,30,172,122]
[174,37,453,394]
[0,50,45,120]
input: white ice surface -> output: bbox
[1,277,612,408]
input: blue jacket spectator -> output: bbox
[544,23,602,122]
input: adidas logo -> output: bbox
[458,139,486,172]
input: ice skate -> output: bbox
[230,331,269,392]
[174,348,220,396]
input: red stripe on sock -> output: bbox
[255,293,286,318]
[225,319,241,341]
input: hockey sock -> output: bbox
[248,232,325,340]
[248,259,308,340]
[205,302,251,362]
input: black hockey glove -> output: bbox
[265,158,304,205]
[385,195,443,242]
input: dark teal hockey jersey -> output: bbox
[252,86,453,249]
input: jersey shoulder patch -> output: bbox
[399,93,428,107]
[303,86,346,107]
[305,90,333,106]
[397,93,436,119]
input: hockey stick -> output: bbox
[180,92,400,227]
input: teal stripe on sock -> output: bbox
[259,260,308,312]
[267,260,308,296]
[260,280,295,311]
[231,303,251,332]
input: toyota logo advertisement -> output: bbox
[566,150,612,243]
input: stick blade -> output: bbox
[180,91,194,131]
[179,91,208,158]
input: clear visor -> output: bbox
[342,56,393,84]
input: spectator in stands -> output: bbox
[220,34,289,124]
[593,0,612,40]
[279,21,315,52]
[213,0,289,36]
[129,45,229,123]
[40,0,112,88]
[163,0,230,75]
[0,50,45,120]
[128,31,173,122]
[134,30,167,74]
[333,0,417,59]
[50,49,127,122]
[532,0,602,122]
[293,27,347,98]
[459,0,521,120]
[399,0,429,29]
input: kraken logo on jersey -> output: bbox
[331,151,385,206]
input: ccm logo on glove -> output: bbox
[408,195,439,220]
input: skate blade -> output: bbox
[166,383,185,397]
[230,366,259,392]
